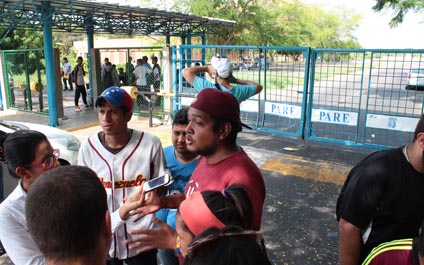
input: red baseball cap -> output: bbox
[190,89,251,130]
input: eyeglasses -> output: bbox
[186,230,266,255]
[24,149,60,169]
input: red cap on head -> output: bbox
[190,89,251,129]
[179,191,225,236]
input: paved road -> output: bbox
[0,107,374,265]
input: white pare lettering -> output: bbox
[311,109,358,126]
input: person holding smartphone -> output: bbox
[155,108,199,265]
[78,86,167,265]
[126,89,266,255]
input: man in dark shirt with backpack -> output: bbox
[337,114,424,265]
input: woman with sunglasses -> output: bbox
[0,130,61,265]
[184,225,271,265]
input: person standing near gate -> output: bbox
[62,57,73,91]
[78,86,167,265]
[152,56,161,92]
[73,56,90,112]
[133,58,152,109]
[336,114,424,265]
[182,56,262,103]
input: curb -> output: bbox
[261,154,350,185]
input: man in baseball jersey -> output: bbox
[78,86,167,265]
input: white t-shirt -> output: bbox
[0,182,46,265]
[133,65,152,86]
[63,61,72,74]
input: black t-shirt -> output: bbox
[336,147,424,262]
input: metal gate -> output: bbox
[307,49,424,149]
[96,47,164,118]
[2,49,47,113]
[175,45,310,137]
[175,45,262,128]
[175,46,424,149]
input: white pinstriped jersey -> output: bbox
[78,129,166,259]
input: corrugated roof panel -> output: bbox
[0,0,235,36]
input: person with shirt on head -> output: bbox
[156,107,199,265]
[25,166,111,265]
[182,56,262,103]
[337,114,424,265]
[0,130,61,265]
[183,225,271,265]
[78,86,167,265]
[125,89,265,254]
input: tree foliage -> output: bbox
[0,29,44,50]
[373,0,424,27]
[171,0,362,48]
[0,29,44,75]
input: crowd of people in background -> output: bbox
[60,55,162,112]
[6,53,424,265]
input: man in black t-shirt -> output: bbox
[337,114,424,265]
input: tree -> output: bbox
[373,0,424,27]
[171,0,361,48]
[0,29,45,75]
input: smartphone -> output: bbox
[143,174,171,192]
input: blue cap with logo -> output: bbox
[95,87,133,112]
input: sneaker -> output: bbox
[75,106,82,112]
[69,89,73,91]
[85,104,92,109]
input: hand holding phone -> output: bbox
[143,174,171,192]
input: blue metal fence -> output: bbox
[308,49,424,149]
[174,46,424,149]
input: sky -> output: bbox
[107,0,423,49]
[301,0,424,49]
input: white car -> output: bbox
[406,68,424,90]
[1,121,81,197]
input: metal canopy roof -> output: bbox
[0,0,235,36]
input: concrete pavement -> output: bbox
[0,101,378,264]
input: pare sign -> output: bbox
[311,109,358,126]
[264,102,301,119]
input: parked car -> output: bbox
[1,120,81,198]
[0,120,80,165]
[405,68,424,90]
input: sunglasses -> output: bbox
[186,230,266,255]
[24,149,60,169]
